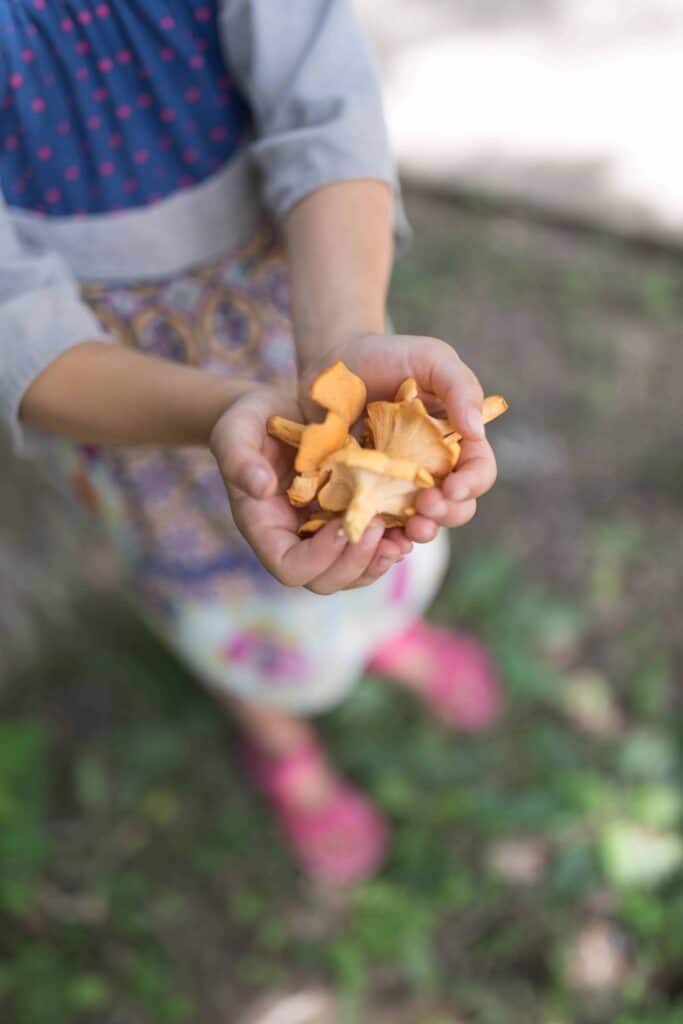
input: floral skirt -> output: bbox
[58,224,449,713]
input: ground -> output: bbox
[1,191,682,1023]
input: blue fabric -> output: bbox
[0,1,252,216]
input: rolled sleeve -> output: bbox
[0,194,107,449]
[218,0,409,235]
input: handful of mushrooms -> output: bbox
[267,361,507,543]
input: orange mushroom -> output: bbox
[319,447,434,542]
[366,396,454,477]
[309,360,367,425]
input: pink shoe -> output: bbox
[368,620,503,732]
[242,739,389,885]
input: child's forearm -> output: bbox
[20,341,251,446]
[283,180,394,370]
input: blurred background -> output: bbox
[1,2,682,1022]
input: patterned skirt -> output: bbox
[58,224,449,713]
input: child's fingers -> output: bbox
[443,438,497,502]
[413,342,486,441]
[274,519,351,588]
[384,527,413,557]
[213,402,277,499]
[403,515,440,544]
[306,519,387,595]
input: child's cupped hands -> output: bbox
[300,333,498,544]
[210,385,411,593]
[211,334,496,592]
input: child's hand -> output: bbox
[210,386,412,592]
[301,334,498,544]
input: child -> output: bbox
[1,1,500,884]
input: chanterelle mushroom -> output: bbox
[318,447,434,542]
[309,360,367,424]
[366,395,455,477]
[267,362,509,544]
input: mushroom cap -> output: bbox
[366,398,453,478]
[324,445,434,486]
[309,360,367,425]
[318,447,433,541]
[294,411,348,474]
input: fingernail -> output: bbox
[467,408,485,439]
[244,466,271,497]
[378,556,395,571]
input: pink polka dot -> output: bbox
[209,125,226,141]
[10,73,23,89]
[31,97,46,112]
[137,92,153,109]
[100,161,115,176]
[182,147,199,164]
[117,49,132,64]
[94,87,109,102]
[57,120,70,135]
[37,145,52,160]
[4,135,19,151]
[195,38,209,53]
[45,187,61,204]
[87,115,101,130]
[160,107,175,123]
[98,57,114,73]
[116,104,132,119]
[195,6,211,22]
[160,15,175,29]
[76,40,90,55]
[60,17,74,32]
[124,177,138,194]
[178,173,194,188]
[76,67,89,81]
[133,148,149,165]
[77,10,93,25]
[189,54,204,69]
[109,132,123,148]
[96,3,111,17]
[161,47,175,62]
[185,86,201,103]
[65,166,80,181]
[21,49,35,63]
[34,0,46,10]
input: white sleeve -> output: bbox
[218,0,405,224]
[0,191,107,447]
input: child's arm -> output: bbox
[219,3,497,543]
[20,340,254,448]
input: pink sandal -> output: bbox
[242,739,389,885]
[368,620,503,732]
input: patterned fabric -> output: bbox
[54,226,449,713]
[0,1,251,215]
